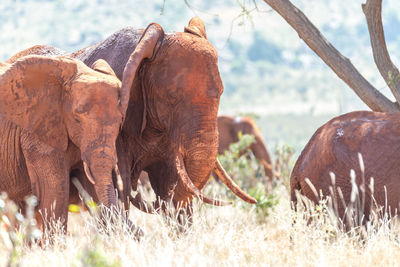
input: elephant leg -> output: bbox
[161,201,194,233]
[21,136,70,234]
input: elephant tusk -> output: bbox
[113,164,124,192]
[129,193,154,214]
[83,161,96,185]
[261,159,273,173]
[195,193,232,206]
[261,159,280,179]
[214,159,257,204]
[129,193,166,214]
[71,177,98,215]
[176,153,232,206]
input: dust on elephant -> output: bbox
[291,111,400,223]
[72,17,256,215]
[0,54,136,230]
[10,18,256,222]
[217,115,275,180]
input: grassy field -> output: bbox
[3,1,400,265]
[1,143,400,267]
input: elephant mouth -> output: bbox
[129,152,256,214]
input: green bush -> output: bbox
[217,132,279,219]
[249,183,279,218]
[0,193,41,267]
[76,237,121,267]
[273,144,295,190]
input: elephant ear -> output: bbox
[91,59,117,77]
[184,17,207,39]
[0,55,74,151]
[120,22,164,136]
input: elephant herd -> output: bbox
[2,16,400,236]
[0,18,260,233]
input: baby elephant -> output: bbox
[0,55,135,231]
[291,111,400,224]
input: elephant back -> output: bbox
[6,45,67,64]
[73,27,144,80]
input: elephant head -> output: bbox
[71,17,256,215]
[0,55,137,209]
[119,18,256,209]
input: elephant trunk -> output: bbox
[251,135,274,179]
[170,116,221,204]
[173,150,256,205]
[172,152,231,206]
[83,150,118,209]
[173,115,253,204]
[173,115,256,205]
[72,172,142,238]
[129,151,231,215]
[130,116,256,214]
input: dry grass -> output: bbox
[1,145,400,267]
[2,181,400,267]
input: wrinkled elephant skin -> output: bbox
[72,17,256,212]
[6,18,256,225]
[0,55,130,230]
[291,111,400,222]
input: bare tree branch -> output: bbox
[263,0,399,112]
[362,0,400,104]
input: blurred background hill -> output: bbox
[2,0,400,153]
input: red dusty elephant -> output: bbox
[8,18,256,220]
[217,115,275,180]
[72,18,256,215]
[0,52,141,230]
[291,111,400,223]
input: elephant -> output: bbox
[0,53,140,231]
[6,45,67,64]
[290,110,400,224]
[217,115,275,180]
[8,18,256,224]
[72,17,256,217]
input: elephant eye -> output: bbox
[75,103,90,114]
[74,115,81,124]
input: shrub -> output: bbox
[0,193,41,267]
[217,132,279,219]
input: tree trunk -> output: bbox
[362,0,400,104]
[263,0,399,113]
